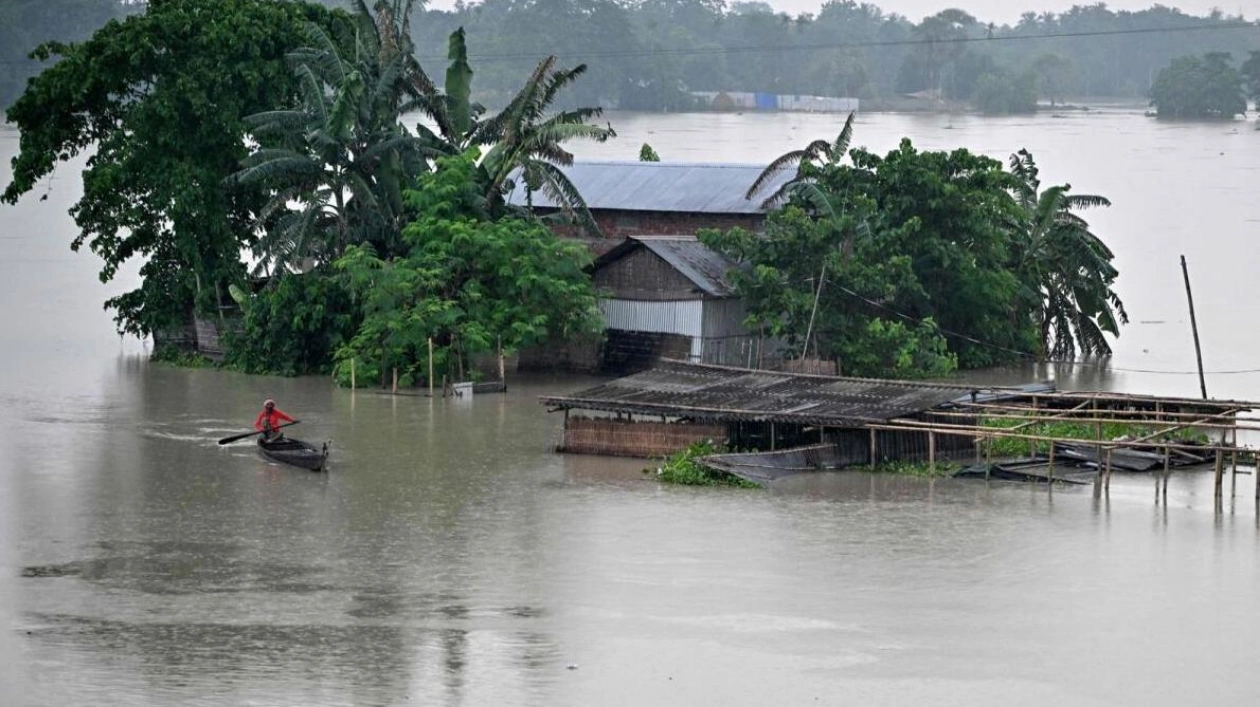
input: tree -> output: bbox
[1240,50,1260,108]
[332,153,602,385]
[3,0,341,337]
[973,70,1037,115]
[1007,150,1127,359]
[232,0,433,275]
[1031,52,1075,106]
[745,110,855,209]
[1149,52,1247,119]
[414,28,617,229]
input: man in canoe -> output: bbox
[254,399,296,442]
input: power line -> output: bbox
[419,20,1260,63]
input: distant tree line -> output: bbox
[6,1,1260,114]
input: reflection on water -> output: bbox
[4,112,1260,705]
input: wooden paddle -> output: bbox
[217,420,300,446]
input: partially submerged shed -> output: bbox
[591,235,762,373]
[540,360,986,458]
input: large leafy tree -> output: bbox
[3,0,341,337]
[332,153,602,386]
[1007,149,1127,359]
[1149,52,1247,119]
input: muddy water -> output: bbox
[4,109,1260,706]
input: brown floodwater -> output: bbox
[3,108,1260,706]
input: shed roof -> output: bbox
[593,236,740,298]
[504,161,791,214]
[540,360,987,427]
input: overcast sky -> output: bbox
[427,1,1260,25]
[787,1,1259,24]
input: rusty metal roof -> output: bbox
[540,361,984,427]
[593,236,740,297]
[504,161,791,214]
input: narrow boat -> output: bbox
[257,436,329,471]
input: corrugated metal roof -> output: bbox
[539,360,984,427]
[504,161,792,214]
[593,236,740,297]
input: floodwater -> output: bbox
[4,106,1260,706]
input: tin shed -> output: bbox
[591,236,763,373]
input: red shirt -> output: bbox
[254,407,295,432]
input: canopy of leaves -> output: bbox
[703,137,1126,376]
[3,0,342,336]
[1149,52,1247,119]
[331,153,602,386]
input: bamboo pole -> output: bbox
[1048,444,1056,484]
[929,431,936,473]
[1181,254,1209,399]
[1214,447,1224,497]
[867,420,1245,456]
[392,367,398,395]
[497,336,506,388]
[428,337,434,397]
[1163,445,1171,501]
[869,428,877,467]
[350,357,356,391]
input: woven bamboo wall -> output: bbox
[561,417,727,458]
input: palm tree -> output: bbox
[1008,149,1128,359]
[232,0,433,276]
[414,28,616,230]
[745,110,855,210]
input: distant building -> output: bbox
[505,161,793,248]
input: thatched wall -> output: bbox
[560,417,726,458]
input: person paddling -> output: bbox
[254,399,296,442]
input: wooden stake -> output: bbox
[350,357,356,391]
[428,337,434,397]
[869,428,877,467]
[1163,445,1171,501]
[1048,444,1056,484]
[392,367,398,394]
[1214,447,1224,497]
[1180,255,1209,399]
[929,431,936,473]
[497,335,506,388]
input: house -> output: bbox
[592,235,766,374]
[504,161,792,246]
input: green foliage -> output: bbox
[639,143,661,162]
[225,271,359,376]
[706,131,1125,374]
[859,460,960,478]
[981,417,1209,457]
[1150,52,1247,119]
[653,440,759,487]
[331,153,602,387]
[151,346,217,369]
[973,71,1037,115]
[3,0,342,337]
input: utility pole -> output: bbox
[1180,255,1208,399]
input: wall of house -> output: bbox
[560,416,727,457]
[593,248,702,300]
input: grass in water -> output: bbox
[980,417,1210,458]
[650,440,760,488]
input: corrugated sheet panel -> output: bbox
[601,299,703,338]
[505,161,794,214]
[539,360,984,426]
[592,236,742,298]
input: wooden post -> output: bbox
[392,367,398,394]
[1047,444,1056,485]
[770,422,776,451]
[1163,445,1171,501]
[497,336,506,388]
[869,428,877,467]
[350,357,356,391]
[1180,255,1209,399]
[928,431,937,473]
[1104,449,1113,490]
[428,337,435,397]
[1214,447,1224,497]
